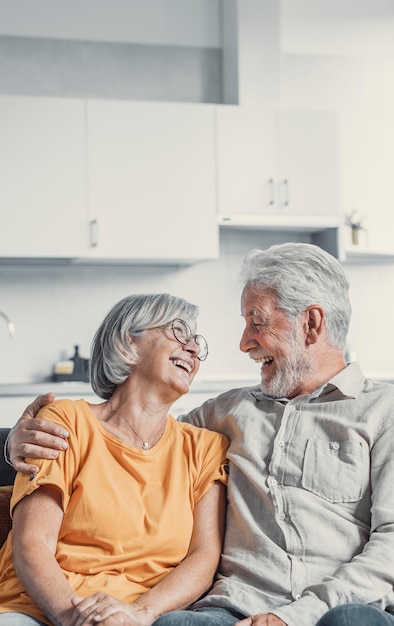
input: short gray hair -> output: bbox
[240,242,351,350]
[90,293,200,399]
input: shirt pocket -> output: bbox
[302,438,369,503]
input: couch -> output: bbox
[0,428,16,548]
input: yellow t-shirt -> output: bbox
[0,399,229,624]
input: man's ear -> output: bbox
[304,305,324,345]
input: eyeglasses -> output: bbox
[170,318,208,362]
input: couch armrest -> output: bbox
[0,428,16,486]
[0,485,12,547]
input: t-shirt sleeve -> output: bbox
[192,430,229,505]
[10,400,80,516]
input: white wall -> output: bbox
[281,0,394,57]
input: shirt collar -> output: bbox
[251,361,365,403]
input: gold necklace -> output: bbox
[108,400,166,450]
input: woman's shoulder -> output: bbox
[37,398,93,431]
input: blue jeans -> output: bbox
[0,615,47,626]
[153,607,245,626]
[316,604,394,626]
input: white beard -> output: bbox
[261,327,314,399]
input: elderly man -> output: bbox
[6,243,394,626]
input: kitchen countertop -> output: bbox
[0,376,261,398]
[0,381,96,397]
[0,372,392,398]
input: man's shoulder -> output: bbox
[216,383,262,400]
[172,417,229,447]
[362,376,394,409]
[363,377,394,393]
[206,384,265,412]
[180,384,264,427]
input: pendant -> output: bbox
[142,441,150,450]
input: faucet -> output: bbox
[0,310,15,338]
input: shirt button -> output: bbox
[271,479,277,487]
[278,441,284,447]
[278,513,285,520]
[289,405,296,412]
[295,594,301,600]
[332,442,340,451]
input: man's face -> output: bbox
[240,287,313,399]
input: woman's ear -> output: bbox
[116,339,133,360]
[304,305,324,345]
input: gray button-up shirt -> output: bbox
[180,363,394,626]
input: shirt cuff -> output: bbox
[273,595,327,626]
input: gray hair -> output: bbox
[90,293,200,399]
[240,242,351,350]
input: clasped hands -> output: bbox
[68,594,287,626]
[69,593,156,626]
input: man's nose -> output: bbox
[240,326,255,353]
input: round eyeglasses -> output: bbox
[170,318,208,362]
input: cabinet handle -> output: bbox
[90,219,99,248]
[281,179,289,206]
[268,178,275,205]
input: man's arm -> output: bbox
[6,394,69,474]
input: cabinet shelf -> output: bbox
[342,246,394,264]
[218,213,339,233]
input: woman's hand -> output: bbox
[7,393,69,473]
[70,593,156,626]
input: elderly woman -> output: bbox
[0,293,229,626]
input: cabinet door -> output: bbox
[216,106,339,223]
[216,104,277,216]
[359,104,394,253]
[86,100,218,262]
[0,97,88,258]
[277,110,340,218]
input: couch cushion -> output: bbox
[0,485,12,547]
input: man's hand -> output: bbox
[236,615,287,626]
[8,393,69,474]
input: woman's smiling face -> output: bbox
[130,323,201,402]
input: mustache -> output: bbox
[248,350,273,360]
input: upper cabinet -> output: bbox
[215,105,277,219]
[216,105,340,229]
[86,100,218,263]
[0,96,88,258]
[0,96,219,264]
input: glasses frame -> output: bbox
[170,318,208,362]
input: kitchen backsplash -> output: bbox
[1,229,394,386]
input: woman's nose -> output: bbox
[184,337,200,357]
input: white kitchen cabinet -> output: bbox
[216,105,340,227]
[86,100,219,263]
[0,96,88,258]
[216,104,277,218]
